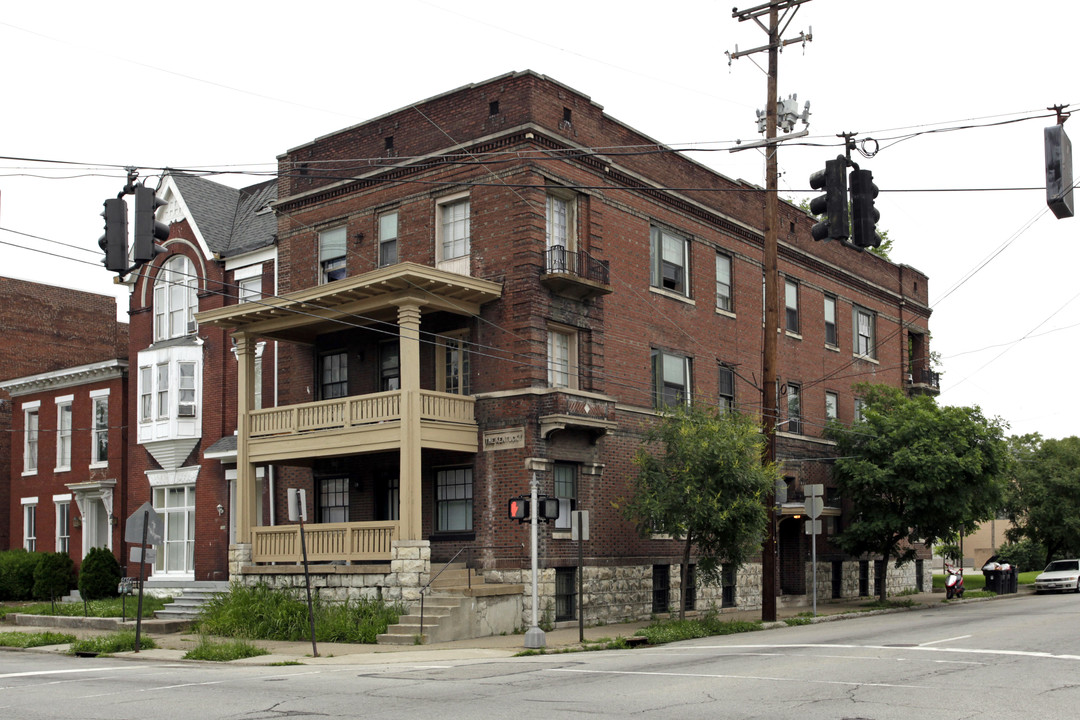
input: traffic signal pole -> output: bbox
[730,0,812,623]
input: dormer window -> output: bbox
[154,255,198,341]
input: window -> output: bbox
[683,564,697,612]
[154,485,194,575]
[854,306,876,358]
[56,500,70,554]
[320,352,348,399]
[55,398,72,471]
[319,478,349,523]
[825,391,838,421]
[319,226,347,283]
[553,463,577,530]
[156,363,169,418]
[824,295,838,346]
[238,275,262,303]
[436,467,473,532]
[23,501,36,552]
[547,326,578,389]
[652,564,670,614]
[786,383,801,434]
[715,253,733,312]
[546,192,576,271]
[438,197,470,262]
[650,226,689,296]
[153,255,198,341]
[380,477,400,522]
[23,405,38,474]
[139,367,152,421]
[178,362,196,417]
[555,567,577,622]
[718,365,735,413]
[439,332,471,395]
[854,397,866,423]
[91,395,108,465]
[652,350,690,408]
[379,211,398,267]
[785,280,800,333]
[380,340,400,392]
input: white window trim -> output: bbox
[853,306,879,362]
[825,391,839,421]
[22,500,37,552]
[650,225,691,298]
[435,192,471,273]
[319,225,348,285]
[22,404,39,476]
[715,253,733,316]
[546,190,577,252]
[55,395,73,472]
[547,324,580,390]
[90,395,109,468]
[378,210,399,267]
[154,255,199,341]
[784,279,801,337]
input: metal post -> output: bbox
[524,472,545,648]
[134,511,147,652]
[578,511,585,644]
[299,518,319,657]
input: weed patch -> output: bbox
[183,637,269,662]
[635,612,762,645]
[68,630,156,656]
[0,631,76,648]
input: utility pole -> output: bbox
[729,0,812,623]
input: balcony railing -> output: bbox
[906,369,941,389]
[249,390,474,438]
[251,521,398,563]
[545,246,610,286]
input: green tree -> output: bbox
[33,553,75,610]
[1004,434,1080,566]
[620,403,778,620]
[826,384,1010,602]
[78,547,122,602]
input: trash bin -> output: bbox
[982,569,1001,593]
[1006,567,1018,593]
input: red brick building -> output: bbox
[0,279,128,567]
[197,71,937,624]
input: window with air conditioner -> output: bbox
[650,226,689,297]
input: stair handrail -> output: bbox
[417,543,525,642]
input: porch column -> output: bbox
[234,333,257,545]
[397,301,423,540]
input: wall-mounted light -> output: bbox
[72,516,82,529]
[216,503,225,516]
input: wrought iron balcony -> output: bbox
[540,247,612,301]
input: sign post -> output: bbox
[572,510,589,643]
[125,502,162,652]
[288,488,318,658]
[803,484,823,616]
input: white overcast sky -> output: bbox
[1,1,1077,439]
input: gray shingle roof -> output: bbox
[169,173,276,257]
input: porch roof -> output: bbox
[196,262,503,343]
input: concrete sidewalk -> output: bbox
[5,588,1030,666]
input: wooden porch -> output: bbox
[251,521,399,564]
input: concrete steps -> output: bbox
[377,563,523,645]
[152,582,229,621]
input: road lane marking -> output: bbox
[546,667,927,689]
[0,667,141,680]
[920,635,972,646]
[673,643,1080,661]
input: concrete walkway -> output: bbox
[3,588,1031,666]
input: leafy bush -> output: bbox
[994,540,1047,572]
[0,549,44,601]
[78,547,121,601]
[196,582,405,644]
[33,553,75,605]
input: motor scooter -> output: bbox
[945,563,965,599]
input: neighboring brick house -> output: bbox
[0,279,128,567]
[198,71,937,624]
[121,172,277,589]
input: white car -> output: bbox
[1034,559,1080,593]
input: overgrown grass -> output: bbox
[195,583,405,644]
[0,630,76,648]
[634,612,762,645]
[68,630,156,656]
[1019,571,1038,585]
[183,637,269,662]
[1,596,169,619]
[860,598,916,610]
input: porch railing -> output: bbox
[251,521,398,563]
[249,390,474,438]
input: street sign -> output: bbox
[805,496,823,519]
[804,483,823,497]
[805,519,821,535]
[125,502,163,545]
[571,510,590,541]
[129,547,157,564]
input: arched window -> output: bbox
[154,255,198,341]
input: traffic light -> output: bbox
[850,168,880,249]
[1045,124,1074,219]
[538,496,560,522]
[133,184,169,263]
[98,197,128,273]
[508,497,530,521]
[808,156,848,242]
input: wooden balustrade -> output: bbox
[251,521,398,563]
